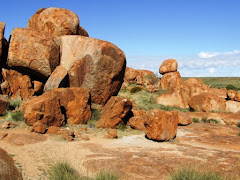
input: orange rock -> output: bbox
[0,148,23,180]
[7,28,59,79]
[159,59,178,74]
[144,109,178,141]
[128,109,146,131]
[59,36,126,104]
[160,71,181,90]
[96,97,132,128]
[47,126,75,141]
[175,111,192,125]
[0,95,9,115]
[124,67,139,82]
[226,100,240,113]
[105,129,118,139]
[33,81,44,95]
[227,90,240,102]
[189,93,226,112]
[209,88,227,99]
[78,26,89,37]
[31,122,47,134]
[27,8,79,38]
[1,121,15,129]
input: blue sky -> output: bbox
[1,0,240,76]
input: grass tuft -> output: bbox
[88,109,102,127]
[3,110,24,122]
[10,97,22,109]
[192,118,200,123]
[130,86,142,94]
[95,170,119,180]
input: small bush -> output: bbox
[88,109,102,127]
[192,118,200,123]
[3,110,24,122]
[118,124,127,131]
[168,166,226,180]
[226,84,239,91]
[209,119,220,124]
[130,86,142,94]
[10,97,22,109]
[48,161,79,180]
[95,171,119,180]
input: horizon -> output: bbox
[1,0,239,77]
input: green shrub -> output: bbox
[130,86,142,94]
[3,110,24,122]
[10,97,22,109]
[88,109,102,127]
[192,118,200,123]
[168,166,226,180]
[48,161,79,180]
[118,124,127,131]
[95,171,119,180]
[209,119,220,124]
[226,84,239,91]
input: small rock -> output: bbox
[105,129,118,139]
[31,122,47,134]
[1,121,15,129]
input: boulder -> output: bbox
[160,71,181,90]
[124,67,139,82]
[47,126,75,141]
[144,109,178,141]
[33,81,44,95]
[96,97,132,128]
[209,88,227,99]
[78,26,89,37]
[159,59,178,74]
[175,111,192,125]
[1,69,34,100]
[0,22,5,60]
[0,148,23,180]
[128,109,146,131]
[44,65,68,92]
[27,7,79,38]
[189,93,226,112]
[227,90,240,102]
[22,88,91,126]
[0,95,9,115]
[59,36,126,104]
[226,100,240,113]
[136,70,158,85]
[105,129,118,139]
[31,122,47,134]
[7,28,59,80]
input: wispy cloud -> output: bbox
[198,50,240,58]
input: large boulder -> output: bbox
[226,100,240,113]
[27,8,79,38]
[159,59,178,74]
[160,71,181,90]
[144,109,178,141]
[0,95,9,115]
[22,88,91,126]
[7,28,59,80]
[59,36,126,104]
[0,148,23,180]
[189,93,226,112]
[95,97,132,128]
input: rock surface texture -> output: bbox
[159,59,178,74]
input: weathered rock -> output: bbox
[96,97,132,128]
[22,88,91,126]
[124,67,139,82]
[1,69,34,100]
[0,22,5,60]
[33,81,44,95]
[175,111,192,125]
[105,129,118,139]
[60,36,126,104]
[144,109,178,141]
[0,148,23,180]
[0,95,9,115]
[226,100,240,113]
[47,126,75,141]
[189,93,226,112]
[209,88,227,99]
[160,71,181,90]
[31,122,47,134]
[27,7,79,38]
[227,90,240,102]
[1,121,15,129]
[136,70,158,85]
[159,59,178,74]
[78,26,89,37]
[7,28,59,80]
[128,109,146,131]
[44,65,68,92]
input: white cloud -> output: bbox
[208,68,215,74]
[198,49,240,58]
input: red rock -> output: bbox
[78,26,89,37]
[59,36,126,104]
[105,129,118,139]
[27,8,79,38]
[159,59,178,74]
[96,97,132,128]
[33,81,44,95]
[128,109,146,131]
[31,122,47,134]
[0,95,9,115]
[160,71,181,90]
[209,88,227,99]
[144,109,178,141]
[124,67,139,82]
[7,28,59,79]
[226,100,240,113]
[175,111,192,125]
[137,69,158,85]
[189,93,226,112]
[47,126,75,141]
[0,148,23,180]
[44,65,68,92]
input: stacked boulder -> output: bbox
[0,8,126,130]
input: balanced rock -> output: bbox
[0,95,9,115]
[160,71,181,90]
[189,93,226,112]
[159,59,178,74]
[7,28,59,80]
[0,148,23,180]
[144,109,178,141]
[96,97,132,128]
[27,7,79,38]
[59,36,126,104]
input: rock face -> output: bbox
[0,95,9,115]
[160,71,181,90]
[227,90,240,102]
[0,148,23,180]
[159,59,178,74]
[226,100,240,113]
[96,97,132,128]
[27,8,79,38]
[22,88,91,126]
[144,109,178,141]
[189,93,226,112]
[59,36,126,104]
[7,28,59,80]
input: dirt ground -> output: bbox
[0,123,240,180]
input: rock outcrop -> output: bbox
[160,71,181,90]
[96,97,132,128]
